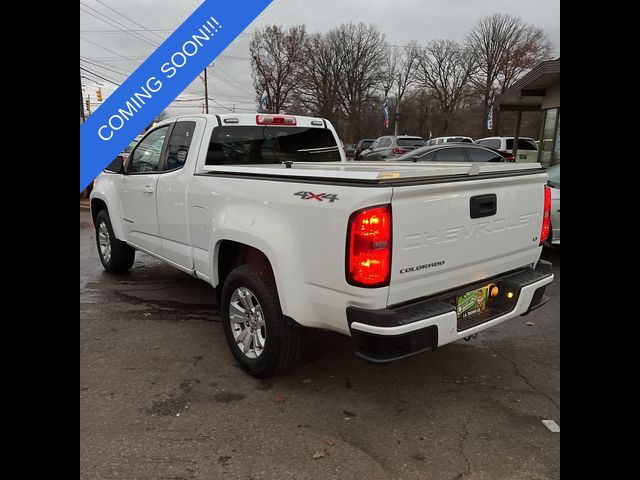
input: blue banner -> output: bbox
[383,99,389,128]
[80,0,272,191]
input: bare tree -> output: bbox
[417,39,475,134]
[250,25,307,114]
[380,46,399,101]
[296,31,341,119]
[466,13,553,131]
[395,41,420,103]
[497,25,553,92]
[332,23,386,141]
[392,40,420,133]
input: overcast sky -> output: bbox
[80,0,560,118]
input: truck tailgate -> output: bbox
[388,171,547,306]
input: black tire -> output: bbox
[95,209,135,273]
[221,264,305,378]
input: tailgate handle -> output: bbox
[470,194,497,218]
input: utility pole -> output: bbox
[80,75,85,123]
[394,73,401,136]
[203,67,209,114]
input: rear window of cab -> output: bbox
[205,126,341,165]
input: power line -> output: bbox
[80,36,140,64]
[80,29,173,33]
[80,67,121,86]
[80,1,159,47]
[80,57,130,78]
[171,96,257,105]
[211,65,254,90]
[85,53,251,63]
[210,70,254,95]
[93,0,166,42]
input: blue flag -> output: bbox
[80,0,273,191]
[258,90,269,113]
[383,99,389,128]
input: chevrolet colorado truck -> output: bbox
[90,113,554,378]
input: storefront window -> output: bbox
[552,113,560,166]
[539,108,559,168]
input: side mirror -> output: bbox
[105,155,125,174]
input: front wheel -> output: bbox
[221,264,305,378]
[95,209,135,273]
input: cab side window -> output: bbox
[128,126,169,173]
[164,121,196,171]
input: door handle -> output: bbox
[143,185,154,194]
[470,194,497,218]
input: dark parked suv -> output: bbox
[353,138,376,160]
[361,135,426,160]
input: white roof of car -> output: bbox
[431,136,473,140]
[476,136,535,141]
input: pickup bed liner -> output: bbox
[199,162,544,186]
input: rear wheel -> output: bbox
[95,209,135,273]
[221,264,305,378]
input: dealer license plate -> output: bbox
[456,286,490,318]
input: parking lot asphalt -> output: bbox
[80,209,560,480]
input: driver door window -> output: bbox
[128,126,169,173]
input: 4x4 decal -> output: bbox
[294,191,339,203]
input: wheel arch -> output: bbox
[89,190,126,241]
[214,240,277,307]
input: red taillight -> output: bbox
[347,205,392,287]
[392,147,406,154]
[540,185,551,245]
[506,154,515,162]
[256,114,296,126]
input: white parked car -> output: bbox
[90,113,554,377]
[426,136,474,146]
[546,164,560,245]
[475,136,538,163]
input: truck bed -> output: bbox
[199,161,544,184]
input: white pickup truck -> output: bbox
[90,113,554,378]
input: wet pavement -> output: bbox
[80,209,560,480]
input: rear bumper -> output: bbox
[347,261,554,363]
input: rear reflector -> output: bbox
[256,114,296,126]
[347,205,392,287]
[540,185,551,245]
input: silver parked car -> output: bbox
[546,164,560,245]
[362,135,426,160]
